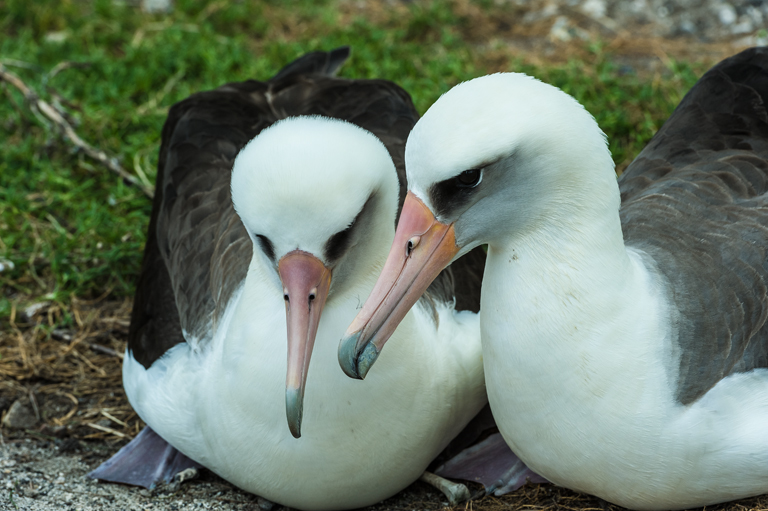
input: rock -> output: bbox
[549,15,589,41]
[141,0,173,14]
[716,4,737,25]
[2,399,38,430]
[57,438,81,454]
[730,16,754,34]
[44,31,69,43]
[522,3,558,23]
[678,18,696,34]
[549,15,573,41]
[51,328,73,342]
[581,0,607,19]
[21,486,39,498]
[22,301,50,321]
[0,259,14,272]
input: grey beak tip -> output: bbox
[338,332,363,380]
[285,388,303,438]
[356,342,380,380]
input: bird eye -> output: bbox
[456,168,481,187]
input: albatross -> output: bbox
[340,47,768,509]
[89,48,489,510]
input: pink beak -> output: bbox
[338,192,459,379]
[279,250,332,438]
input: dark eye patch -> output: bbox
[429,168,484,220]
[256,234,276,261]
[323,194,375,263]
[325,224,354,262]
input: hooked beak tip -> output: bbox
[285,387,303,439]
[338,332,363,380]
[357,342,380,380]
[337,331,380,380]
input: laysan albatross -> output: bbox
[341,47,768,509]
[89,48,489,510]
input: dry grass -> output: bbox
[0,296,142,443]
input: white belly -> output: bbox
[481,246,768,510]
[124,292,485,510]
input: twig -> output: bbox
[90,343,124,359]
[72,349,107,377]
[133,152,153,190]
[0,63,154,199]
[28,389,41,422]
[86,422,127,438]
[43,61,91,87]
[100,409,128,427]
[0,59,43,72]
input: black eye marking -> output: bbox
[256,234,276,262]
[323,194,374,263]
[325,223,354,263]
[429,167,485,219]
[456,168,482,187]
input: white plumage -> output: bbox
[344,49,768,509]
[125,117,486,510]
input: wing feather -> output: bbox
[128,49,486,367]
[619,47,768,404]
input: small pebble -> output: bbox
[2,399,38,430]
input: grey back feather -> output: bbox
[619,47,768,404]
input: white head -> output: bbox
[405,72,615,251]
[231,116,399,437]
[232,116,400,293]
[341,72,618,378]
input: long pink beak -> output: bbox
[338,192,459,379]
[279,250,332,438]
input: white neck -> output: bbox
[480,153,686,499]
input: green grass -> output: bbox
[0,0,705,320]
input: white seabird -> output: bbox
[341,47,768,510]
[91,48,488,510]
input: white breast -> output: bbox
[481,240,768,510]
[124,275,485,510]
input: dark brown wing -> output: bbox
[618,47,768,404]
[129,48,486,368]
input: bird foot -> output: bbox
[420,471,471,505]
[88,426,202,489]
[434,432,547,496]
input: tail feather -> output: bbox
[271,46,350,82]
